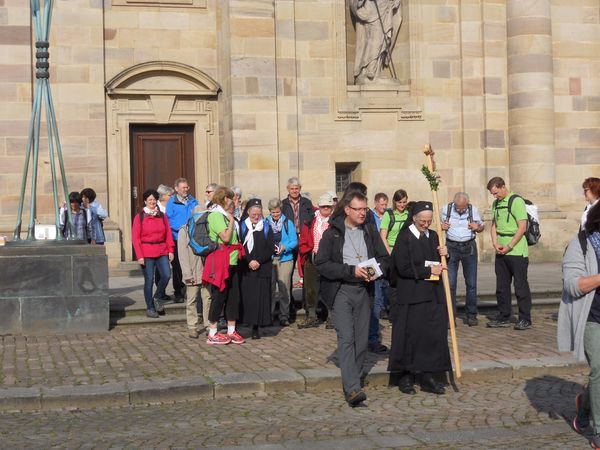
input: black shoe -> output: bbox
[465,316,478,327]
[173,293,185,303]
[156,294,171,302]
[486,318,512,328]
[380,309,390,320]
[420,373,445,395]
[514,319,532,331]
[279,319,290,327]
[251,326,261,340]
[398,373,416,395]
[146,309,159,319]
[368,343,389,354]
[346,390,367,407]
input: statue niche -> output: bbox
[349,0,403,85]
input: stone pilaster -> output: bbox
[506,0,556,208]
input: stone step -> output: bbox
[109,262,143,278]
[110,297,562,328]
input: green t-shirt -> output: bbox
[492,192,528,257]
[380,209,409,247]
[207,212,239,265]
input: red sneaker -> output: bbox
[227,330,245,344]
[206,332,231,345]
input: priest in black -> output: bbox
[388,201,452,395]
[240,199,275,339]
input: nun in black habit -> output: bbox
[240,199,275,339]
[388,201,452,395]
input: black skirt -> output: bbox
[388,299,452,374]
[240,275,272,327]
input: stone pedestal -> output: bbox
[0,243,109,335]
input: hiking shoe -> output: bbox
[514,319,532,331]
[206,332,231,345]
[146,309,159,319]
[346,389,367,407]
[573,393,590,433]
[279,319,290,327]
[486,318,511,328]
[465,316,479,327]
[297,317,319,329]
[152,297,165,314]
[188,329,199,339]
[227,330,245,344]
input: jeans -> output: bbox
[272,257,294,321]
[142,255,171,311]
[447,240,478,317]
[494,254,531,322]
[369,279,389,345]
[584,321,600,434]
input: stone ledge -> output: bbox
[0,360,587,412]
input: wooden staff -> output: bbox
[422,144,462,379]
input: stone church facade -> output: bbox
[0,0,598,267]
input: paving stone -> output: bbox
[0,387,41,412]
[128,377,213,404]
[298,368,342,393]
[212,372,264,398]
[40,383,129,410]
[257,370,306,393]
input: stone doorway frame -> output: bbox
[105,61,220,261]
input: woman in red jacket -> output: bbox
[132,189,175,318]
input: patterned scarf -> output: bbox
[312,210,330,255]
[268,215,284,234]
[589,231,600,267]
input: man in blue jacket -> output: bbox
[165,178,199,302]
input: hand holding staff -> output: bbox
[422,144,462,379]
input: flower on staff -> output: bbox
[421,165,441,191]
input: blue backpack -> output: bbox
[187,211,219,257]
[240,219,270,243]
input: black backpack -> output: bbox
[493,195,541,246]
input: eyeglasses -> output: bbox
[347,206,369,214]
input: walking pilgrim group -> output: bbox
[129,173,600,408]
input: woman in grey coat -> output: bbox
[558,203,600,447]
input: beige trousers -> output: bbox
[186,284,212,331]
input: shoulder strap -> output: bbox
[446,203,452,222]
[578,229,588,256]
[283,218,289,234]
[387,209,396,232]
[263,219,270,239]
[467,204,473,223]
[506,194,519,222]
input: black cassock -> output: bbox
[387,227,452,374]
[240,224,275,327]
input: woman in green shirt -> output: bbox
[380,189,410,255]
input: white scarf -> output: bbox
[143,206,158,216]
[243,217,263,253]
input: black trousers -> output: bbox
[171,239,185,296]
[208,267,240,323]
[494,254,531,322]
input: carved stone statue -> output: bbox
[350,0,402,85]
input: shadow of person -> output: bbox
[524,375,590,441]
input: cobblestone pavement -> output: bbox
[0,373,589,449]
[0,310,564,388]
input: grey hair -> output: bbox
[231,186,242,197]
[206,182,218,191]
[174,177,188,187]
[453,192,470,203]
[157,184,174,196]
[287,177,301,187]
[268,198,282,210]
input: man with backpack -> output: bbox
[441,192,484,327]
[486,177,533,331]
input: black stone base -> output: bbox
[0,243,109,334]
